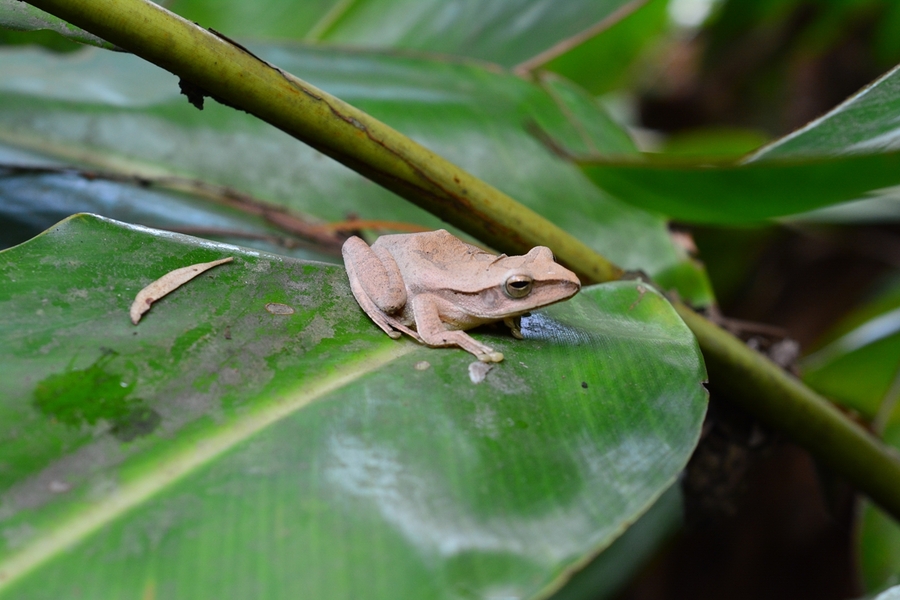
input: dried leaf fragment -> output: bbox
[130,257,233,324]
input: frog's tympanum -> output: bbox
[342,230,581,362]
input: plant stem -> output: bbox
[21,0,900,520]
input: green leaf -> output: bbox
[744,60,900,223]
[804,279,900,594]
[749,63,900,161]
[660,127,771,160]
[163,0,336,41]
[0,44,708,301]
[801,278,900,419]
[165,0,642,68]
[0,214,707,599]
[542,0,671,95]
[0,0,114,48]
[578,59,900,224]
[580,151,900,224]
[548,485,683,600]
[781,193,900,224]
[859,411,900,594]
[874,585,900,600]
[0,150,338,261]
[860,503,900,594]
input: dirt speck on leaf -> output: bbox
[265,303,295,316]
[300,314,335,350]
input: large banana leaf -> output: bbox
[1,0,644,73]
[0,214,707,599]
[0,44,709,303]
[0,0,655,112]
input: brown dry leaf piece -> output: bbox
[130,257,233,324]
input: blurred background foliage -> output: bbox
[3,0,900,598]
[618,2,900,599]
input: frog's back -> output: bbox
[374,230,486,262]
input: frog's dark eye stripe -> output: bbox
[504,275,533,299]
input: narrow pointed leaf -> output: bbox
[581,61,900,224]
[580,152,900,224]
[749,63,900,160]
[801,280,900,419]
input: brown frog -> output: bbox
[342,229,580,362]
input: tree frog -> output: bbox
[342,229,581,362]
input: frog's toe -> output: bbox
[479,351,504,363]
[388,330,402,339]
[503,316,524,340]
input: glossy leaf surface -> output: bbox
[0,45,708,301]
[164,0,640,68]
[549,485,683,600]
[163,0,335,41]
[542,0,670,95]
[0,147,337,261]
[0,214,707,599]
[874,585,900,600]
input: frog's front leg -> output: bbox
[342,236,420,341]
[411,294,504,363]
[503,316,524,339]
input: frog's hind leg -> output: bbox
[343,236,421,343]
[342,236,406,310]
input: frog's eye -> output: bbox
[504,274,533,299]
